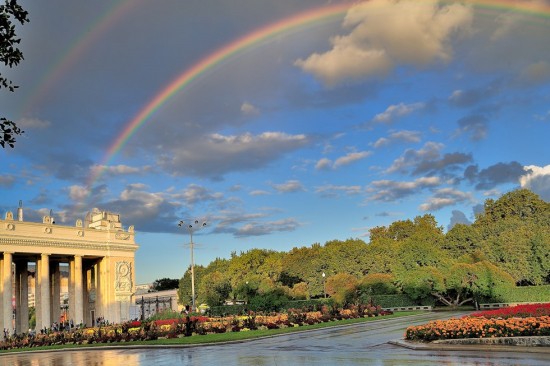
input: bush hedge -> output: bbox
[489,285,550,303]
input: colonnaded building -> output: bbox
[0,203,138,334]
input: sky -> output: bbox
[1,0,550,284]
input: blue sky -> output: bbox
[1,0,550,284]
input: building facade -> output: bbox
[0,205,138,335]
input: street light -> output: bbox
[178,219,207,312]
[322,272,326,298]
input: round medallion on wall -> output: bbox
[6,223,15,231]
[44,227,52,234]
[77,230,84,237]
[118,262,130,277]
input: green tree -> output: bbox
[232,281,259,302]
[325,273,358,306]
[248,287,289,312]
[152,278,179,291]
[443,223,482,259]
[1,0,29,148]
[177,265,207,306]
[289,282,310,300]
[321,238,369,277]
[358,273,397,295]
[197,271,232,306]
[399,266,446,302]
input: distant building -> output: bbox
[134,289,181,320]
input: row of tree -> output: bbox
[177,189,550,308]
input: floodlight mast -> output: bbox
[178,219,207,311]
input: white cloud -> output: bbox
[369,176,440,201]
[173,184,224,206]
[315,158,333,170]
[271,180,305,193]
[315,184,363,198]
[235,218,301,237]
[68,185,90,201]
[316,151,371,170]
[372,103,424,124]
[373,130,421,148]
[159,132,309,178]
[90,164,148,177]
[386,141,443,174]
[241,101,260,115]
[249,190,271,196]
[295,0,473,85]
[334,151,372,168]
[419,188,474,211]
[520,164,550,200]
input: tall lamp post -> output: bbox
[178,219,207,312]
[322,272,326,298]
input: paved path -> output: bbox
[1,312,549,365]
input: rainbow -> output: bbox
[21,0,137,114]
[86,2,353,188]
[86,0,550,194]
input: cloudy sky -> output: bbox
[2,0,550,283]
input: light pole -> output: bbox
[178,219,207,312]
[322,272,326,298]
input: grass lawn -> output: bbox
[0,311,421,354]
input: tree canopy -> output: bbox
[151,277,179,291]
[178,189,550,308]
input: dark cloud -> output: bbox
[234,218,301,238]
[0,175,16,187]
[464,162,527,190]
[456,114,489,141]
[369,177,440,202]
[448,81,502,108]
[472,203,485,217]
[519,165,550,201]
[158,132,310,179]
[210,211,300,238]
[447,210,472,231]
[413,152,473,175]
[29,190,53,205]
[387,142,473,178]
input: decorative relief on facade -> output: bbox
[5,223,15,230]
[115,232,130,240]
[115,261,132,293]
[44,227,52,234]
[77,230,84,237]
[76,219,83,227]
[5,211,13,220]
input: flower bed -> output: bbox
[405,303,550,342]
[405,316,550,341]
[469,303,550,319]
[0,305,394,350]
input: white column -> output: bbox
[74,255,83,326]
[69,258,75,322]
[16,261,29,333]
[2,252,13,336]
[35,256,41,330]
[51,262,61,324]
[0,255,4,335]
[39,253,51,329]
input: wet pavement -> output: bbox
[1,312,549,365]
